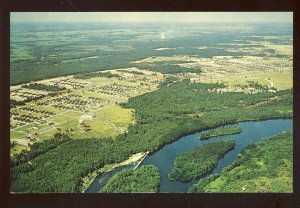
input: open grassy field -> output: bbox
[200,71,292,91]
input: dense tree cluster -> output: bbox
[101,165,160,193]
[117,69,145,75]
[158,76,179,87]
[10,99,25,108]
[134,61,201,74]
[189,131,293,193]
[11,137,124,192]
[10,51,145,85]
[246,81,269,91]
[123,80,292,140]
[169,140,235,182]
[11,133,71,167]
[22,83,66,92]
[73,72,120,79]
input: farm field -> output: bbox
[10,15,293,193]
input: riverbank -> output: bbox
[57,117,294,193]
[144,119,292,192]
[82,119,292,193]
[147,116,292,158]
[79,152,147,193]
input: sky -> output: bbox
[11,12,292,23]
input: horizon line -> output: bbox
[11,21,293,23]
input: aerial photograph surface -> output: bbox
[10,12,293,193]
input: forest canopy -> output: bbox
[101,165,160,193]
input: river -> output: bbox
[85,119,292,193]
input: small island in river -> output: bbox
[200,126,242,140]
[168,139,235,182]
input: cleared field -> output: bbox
[47,115,72,123]
[10,131,26,140]
[36,129,58,141]
[76,120,118,139]
[10,46,35,61]
[136,53,292,93]
[200,70,292,90]
[10,69,163,154]
[133,34,292,93]
[94,103,133,127]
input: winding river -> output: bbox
[86,119,292,193]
